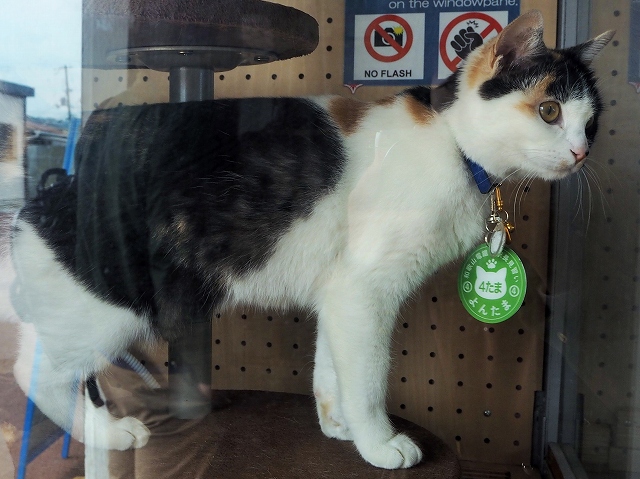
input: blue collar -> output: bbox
[464,155,494,194]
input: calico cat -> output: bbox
[11,11,613,470]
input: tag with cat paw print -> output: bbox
[457,244,527,323]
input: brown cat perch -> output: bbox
[82,1,460,476]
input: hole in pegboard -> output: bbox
[458,381,464,387]
[456,408,462,414]
[428,379,435,385]
[400,404,406,409]
[455,436,462,442]
[459,325,466,332]
[429,352,436,358]
[326,45,333,51]
[402,350,408,355]
[298,73,305,79]
[219,74,225,81]
[271,74,277,80]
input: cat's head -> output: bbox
[446,10,614,181]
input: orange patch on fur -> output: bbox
[517,74,555,117]
[404,95,435,125]
[465,38,500,89]
[328,97,370,135]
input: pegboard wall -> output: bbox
[82,0,557,467]
[576,1,640,473]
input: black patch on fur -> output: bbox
[23,99,346,339]
[479,50,601,107]
[403,71,459,112]
[478,49,604,144]
[17,170,78,271]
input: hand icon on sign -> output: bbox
[450,26,483,60]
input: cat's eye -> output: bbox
[539,101,561,123]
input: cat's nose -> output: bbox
[571,148,589,163]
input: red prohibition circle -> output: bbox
[364,14,414,63]
[439,12,503,72]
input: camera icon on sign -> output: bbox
[374,26,404,47]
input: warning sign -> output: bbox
[437,11,509,79]
[354,13,425,81]
[364,14,414,62]
[344,0,520,87]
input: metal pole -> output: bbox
[167,67,214,419]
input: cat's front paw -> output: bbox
[315,392,352,441]
[357,433,423,469]
[318,411,352,441]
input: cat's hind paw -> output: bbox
[85,412,151,451]
[109,416,150,450]
[358,433,423,469]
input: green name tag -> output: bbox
[457,244,527,323]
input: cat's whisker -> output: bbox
[583,163,609,219]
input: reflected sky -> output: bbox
[0,0,82,120]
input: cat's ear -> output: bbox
[476,266,484,276]
[497,268,507,279]
[565,30,616,66]
[493,10,546,71]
